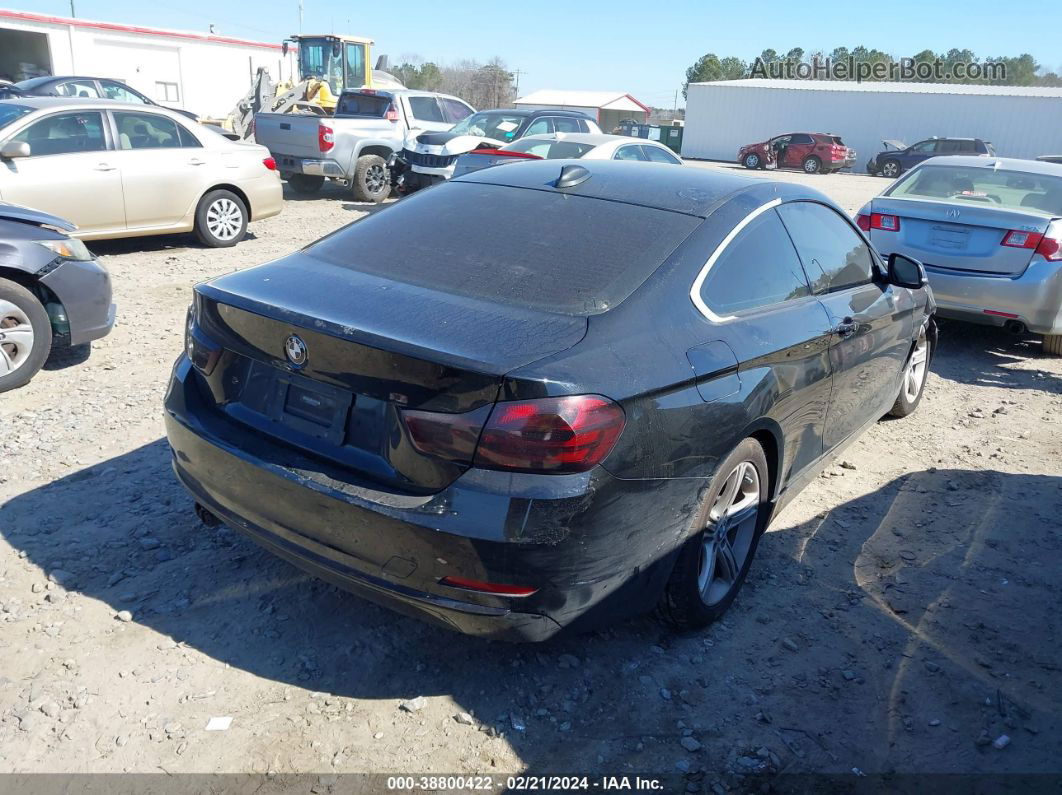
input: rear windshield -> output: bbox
[830,136,845,145]
[504,138,597,159]
[887,164,1062,215]
[335,92,392,117]
[308,182,700,315]
[0,104,33,130]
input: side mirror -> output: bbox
[1,140,30,159]
[888,252,926,289]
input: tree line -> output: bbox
[391,58,516,110]
[684,47,1062,98]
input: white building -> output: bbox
[0,8,297,118]
[514,89,650,132]
[683,79,1062,166]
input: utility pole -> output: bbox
[298,0,303,33]
[512,69,524,100]
[672,89,678,120]
[69,0,75,17]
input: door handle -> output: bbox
[188,158,206,166]
[833,318,857,339]
[94,163,116,171]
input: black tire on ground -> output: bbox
[742,153,761,169]
[288,174,325,194]
[352,154,390,203]
[0,278,52,394]
[881,159,902,179]
[889,324,933,417]
[802,155,822,174]
[657,437,770,632]
[194,189,248,248]
[1043,334,1062,356]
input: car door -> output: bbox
[691,204,834,482]
[777,200,915,450]
[783,133,815,168]
[522,117,553,137]
[439,97,474,126]
[0,109,125,234]
[110,110,209,230]
[904,140,938,169]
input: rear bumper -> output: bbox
[924,259,1062,335]
[163,357,692,640]
[243,174,284,222]
[274,154,346,179]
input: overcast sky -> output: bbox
[25,0,1062,107]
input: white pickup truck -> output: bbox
[254,89,475,202]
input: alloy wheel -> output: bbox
[365,164,387,195]
[0,299,34,375]
[697,461,760,606]
[206,198,243,241]
[903,326,929,402]
[883,162,900,178]
[804,158,820,174]
[744,154,760,168]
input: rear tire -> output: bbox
[889,323,932,417]
[352,154,390,203]
[0,278,51,394]
[194,189,248,248]
[287,174,324,194]
[657,438,769,632]
[802,155,822,174]
[1043,334,1062,356]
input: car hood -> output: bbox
[405,130,508,156]
[0,201,75,231]
[739,141,766,151]
[882,139,907,151]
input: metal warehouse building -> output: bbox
[0,8,297,118]
[682,79,1062,167]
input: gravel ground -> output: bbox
[1,166,1060,788]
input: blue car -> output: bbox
[867,137,994,178]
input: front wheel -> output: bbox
[194,189,248,248]
[742,153,761,169]
[0,278,52,394]
[802,155,822,174]
[888,323,932,417]
[657,438,769,631]
[352,154,390,203]
[881,159,902,179]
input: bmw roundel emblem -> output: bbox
[284,334,308,368]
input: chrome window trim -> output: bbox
[689,198,782,323]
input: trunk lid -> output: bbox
[870,196,1054,275]
[252,113,327,159]
[191,252,587,493]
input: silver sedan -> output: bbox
[452,132,682,178]
[0,97,282,247]
[857,155,1062,354]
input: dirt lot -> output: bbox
[1,165,1060,789]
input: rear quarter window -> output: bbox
[336,93,392,117]
[308,182,700,315]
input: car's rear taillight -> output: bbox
[856,213,871,231]
[385,105,399,122]
[1034,223,1062,261]
[262,156,277,171]
[1001,229,1042,249]
[318,124,334,153]
[402,405,492,464]
[184,303,220,375]
[401,395,625,474]
[474,395,625,474]
[871,212,900,232]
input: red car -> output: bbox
[737,132,856,174]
